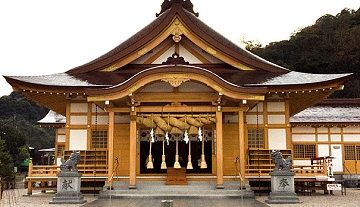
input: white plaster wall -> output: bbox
[246,115,263,124]
[92,104,106,113]
[224,114,238,123]
[58,128,65,134]
[292,126,315,133]
[292,134,316,142]
[69,129,87,150]
[343,126,360,133]
[92,115,109,125]
[317,127,328,133]
[331,144,343,172]
[343,134,360,142]
[330,134,341,142]
[179,45,202,63]
[70,103,88,113]
[317,134,329,142]
[57,135,66,143]
[329,127,341,133]
[248,102,263,112]
[268,128,287,150]
[268,115,285,124]
[153,46,176,64]
[267,102,285,112]
[318,144,330,157]
[70,116,87,125]
[115,115,130,124]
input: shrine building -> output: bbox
[4,0,357,194]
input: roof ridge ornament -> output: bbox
[156,0,199,17]
[162,53,189,65]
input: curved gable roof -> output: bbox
[67,1,288,75]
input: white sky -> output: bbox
[0,0,359,96]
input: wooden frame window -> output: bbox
[56,145,65,158]
[344,145,360,160]
[92,130,108,149]
[293,144,316,159]
[247,128,264,149]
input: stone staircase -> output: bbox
[100,181,254,198]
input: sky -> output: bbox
[0,0,359,97]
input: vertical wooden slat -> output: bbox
[107,111,115,186]
[65,101,70,150]
[216,110,224,189]
[238,109,246,183]
[129,111,137,188]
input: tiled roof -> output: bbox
[291,105,360,123]
[246,71,352,86]
[38,110,66,124]
[6,73,108,87]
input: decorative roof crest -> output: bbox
[162,53,189,65]
[156,0,199,17]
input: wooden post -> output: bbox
[216,110,224,189]
[238,109,246,185]
[129,111,137,189]
[107,111,115,187]
[27,160,33,195]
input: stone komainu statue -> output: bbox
[60,151,80,172]
[271,150,292,172]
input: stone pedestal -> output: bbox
[266,171,300,204]
[50,172,86,204]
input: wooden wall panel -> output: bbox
[113,124,130,176]
[223,123,239,176]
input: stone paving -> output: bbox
[1,188,360,207]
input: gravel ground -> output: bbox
[1,188,360,207]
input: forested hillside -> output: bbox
[0,92,54,180]
[247,8,360,98]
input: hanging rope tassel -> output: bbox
[161,140,167,169]
[147,128,154,169]
[187,140,193,169]
[200,135,207,169]
[174,138,181,169]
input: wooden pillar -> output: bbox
[107,111,115,186]
[129,111,137,189]
[216,110,224,189]
[238,109,246,185]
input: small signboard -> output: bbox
[327,184,342,191]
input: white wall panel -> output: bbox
[329,127,341,133]
[267,102,285,112]
[330,134,341,142]
[292,134,316,142]
[179,45,202,63]
[268,115,285,124]
[343,126,360,133]
[317,134,329,142]
[92,115,109,125]
[268,128,287,150]
[246,115,263,124]
[293,160,311,166]
[331,144,343,172]
[70,116,87,125]
[343,134,360,142]
[292,126,315,133]
[248,102,263,112]
[317,127,328,133]
[70,103,88,113]
[318,144,330,157]
[57,128,66,134]
[57,135,66,143]
[224,114,238,123]
[153,46,176,64]
[69,129,87,150]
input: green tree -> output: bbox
[0,137,14,181]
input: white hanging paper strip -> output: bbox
[184,130,189,144]
[198,127,203,141]
[150,128,155,143]
[165,131,170,145]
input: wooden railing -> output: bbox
[28,164,108,177]
[245,163,327,176]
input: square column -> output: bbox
[107,111,115,187]
[238,109,246,185]
[129,111,137,189]
[216,110,224,189]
